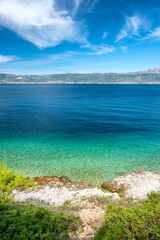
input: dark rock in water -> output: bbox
[101,181,123,195]
[101,181,110,190]
[134,168,146,174]
[34,175,94,190]
[59,176,70,184]
[34,175,71,186]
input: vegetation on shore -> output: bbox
[0,162,34,204]
[0,203,80,240]
[0,162,160,239]
[0,163,80,239]
[94,191,160,240]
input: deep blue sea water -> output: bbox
[0,84,160,186]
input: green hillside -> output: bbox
[0,72,160,84]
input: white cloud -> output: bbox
[116,15,150,42]
[49,51,78,61]
[82,43,115,55]
[72,0,82,15]
[102,32,108,39]
[143,27,160,40]
[0,55,18,63]
[85,0,99,13]
[71,0,99,16]
[0,0,85,49]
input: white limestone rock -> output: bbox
[12,186,120,206]
[106,169,160,199]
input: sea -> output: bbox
[0,84,160,186]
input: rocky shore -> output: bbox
[12,175,120,239]
[13,169,160,205]
[13,176,120,206]
[11,169,160,239]
[13,169,160,202]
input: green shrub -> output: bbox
[0,162,34,204]
[94,192,160,240]
[0,203,80,240]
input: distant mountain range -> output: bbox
[139,68,160,74]
[1,68,160,84]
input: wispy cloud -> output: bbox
[70,0,99,16]
[84,0,99,13]
[0,55,18,63]
[102,32,108,39]
[0,0,87,49]
[72,0,83,16]
[115,14,150,42]
[82,43,115,55]
[120,46,128,53]
[2,51,78,69]
[48,51,78,62]
[142,27,160,41]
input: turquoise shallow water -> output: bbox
[0,84,160,186]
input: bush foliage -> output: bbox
[0,163,80,239]
[0,162,34,204]
[94,191,160,240]
[0,203,79,240]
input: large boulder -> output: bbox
[101,169,160,199]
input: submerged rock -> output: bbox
[34,176,61,186]
[34,175,71,186]
[34,175,95,191]
[101,169,160,199]
[59,176,70,184]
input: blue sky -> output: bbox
[0,0,160,74]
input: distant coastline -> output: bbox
[1,81,160,84]
[1,67,160,84]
